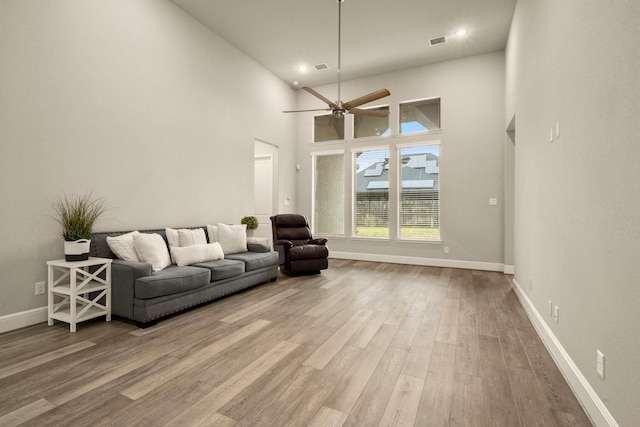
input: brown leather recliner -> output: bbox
[270,214,329,275]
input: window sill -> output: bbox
[350,236,391,242]
[396,129,443,140]
[395,238,443,244]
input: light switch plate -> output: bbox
[597,350,605,379]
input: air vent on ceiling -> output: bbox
[314,63,329,71]
[429,36,447,46]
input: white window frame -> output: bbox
[351,145,391,240]
[398,97,442,136]
[311,149,346,236]
[313,113,345,144]
[396,140,442,242]
[352,104,391,140]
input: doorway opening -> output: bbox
[254,140,278,242]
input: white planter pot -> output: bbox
[64,239,91,262]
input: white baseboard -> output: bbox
[511,278,618,427]
[329,251,507,272]
[0,306,48,334]
[504,264,515,274]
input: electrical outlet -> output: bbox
[596,350,605,379]
[553,305,559,323]
[443,246,449,254]
[35,281,46,295]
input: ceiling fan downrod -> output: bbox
[281,0,390,118]
[337,0,343,106]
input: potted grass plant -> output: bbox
[241,215,258,237]
[52,192,107,261]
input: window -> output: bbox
[398,144,440,240]
[353,148,390,237]
[314,114,344,142]
[400,98,440,133]
[353,106,390,138]
[312,152,344,235]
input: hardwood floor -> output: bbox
[0,260,592,426]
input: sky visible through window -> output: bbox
[401,121,429,133]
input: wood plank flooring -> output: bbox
[0,260,592,426]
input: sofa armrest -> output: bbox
[247,238,271,253]
[111,260,153,319]
[309,238,328,246]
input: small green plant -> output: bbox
[240,215,258,230]
[52,192,107,241]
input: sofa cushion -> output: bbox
[225,251,279,272]
[288,245,328,261]
[135,265,210,299]
[193,258,245,281]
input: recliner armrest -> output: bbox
[274,239,294,249]
[309,238,328,246]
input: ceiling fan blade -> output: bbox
[303,87,338,109]
[350,108,389,117]
[343,89,391,109]
[282,108,332,113]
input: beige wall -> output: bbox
[296,52,507,267]
[506,1,640,425]
[0,0,296,317]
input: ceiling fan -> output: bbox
[283,0,390,119]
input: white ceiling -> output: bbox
[168,0,517,88]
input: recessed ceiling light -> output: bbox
[292,80,299,86]
[298,64,308,73]
[456,29,468,37]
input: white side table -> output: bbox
[47,257,112,332]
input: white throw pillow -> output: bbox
[178,228,207,247]
[133,233,171,272]
[206,224,218,243]
[216,223,247,255]
[165,227,207,263]
[170,243,224,266]
[165,228,180,250]
[106,231,140,262]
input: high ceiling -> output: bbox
[168,0,517,88]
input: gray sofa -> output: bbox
[90,228,279,327]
